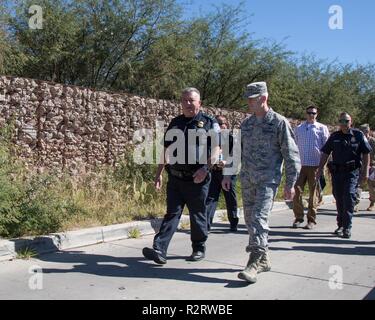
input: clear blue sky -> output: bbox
[178,0,375,65]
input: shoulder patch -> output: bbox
[202,113,215,120]
[353,129,365,140]
[213,122,221,133]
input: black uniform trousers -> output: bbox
[332,169,359,230]
[153,174,210,256]
[206,170,238,230]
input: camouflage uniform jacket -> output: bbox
[240,108,301,188]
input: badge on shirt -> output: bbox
[197,121,204,128]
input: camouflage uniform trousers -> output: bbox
[241,178,278,253]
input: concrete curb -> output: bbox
[0,216,190,262]
[0,193,368,262]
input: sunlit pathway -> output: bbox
[1,200,374,300]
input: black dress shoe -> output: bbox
[142,247,167,265]
[342,229,352,239]
[230,226,238,232]
[186,251,205,262]
[334,227,344,236]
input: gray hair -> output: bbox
[181,87,201,99]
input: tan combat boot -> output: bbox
[367,202,375,211]
[258,250,271,273]
[238,251,266,284]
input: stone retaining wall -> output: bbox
[0,76,249,174]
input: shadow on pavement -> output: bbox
[269,230,336,237]
[317,208,337,213]
[269,237,375,246]
[318,211,375,219]
[37,250,244,286]
[269,245,375,256]
[354,213,375,219]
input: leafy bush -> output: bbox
[0,127,166,238]
[0,140,82,237]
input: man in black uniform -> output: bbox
[142,87,220,265]
[316,113,372,239]
[206,115,239,232]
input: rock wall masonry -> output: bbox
[0,76,250,175]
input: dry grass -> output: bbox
[59,171,166,232]
[179,220,191,230]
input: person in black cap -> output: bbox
[142,87,220,265]
[316,113,372,239]
[206,115,239,232]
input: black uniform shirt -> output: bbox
[163,111,220,172]
[321,128,372,166]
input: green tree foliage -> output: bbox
[0,0,374,127]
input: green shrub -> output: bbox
[127,227,142,239]
[0,144,82,237]
[16,247,38,260]
[0,131,166,238]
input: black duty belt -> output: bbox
[168,167,196,181]
[328,161,360,173]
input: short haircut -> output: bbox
[339,112,351,119]
[306,105,318,112]
[181,87,201,99]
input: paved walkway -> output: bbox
[0,200,374,300]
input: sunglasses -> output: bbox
[339,119,350,124]
[307,112,317,115]
[218,121,227,126]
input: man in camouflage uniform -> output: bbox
[223,82,301,284]
[359,124,375,211]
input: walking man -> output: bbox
[222,81,301,283]
[292,105,330,229]
[142,87,220,264]
[359,124,375,211]
[316,113,372,239]
[206,115,239,232]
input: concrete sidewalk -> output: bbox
[0,199,374,300]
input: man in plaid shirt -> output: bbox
[359,124,375,211]
[292,105,330,229]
